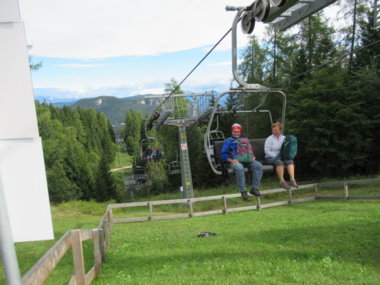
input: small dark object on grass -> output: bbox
[197,232,217,238]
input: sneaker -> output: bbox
[280,181,290,190]
[241,191,251,201]
[250,187,261,197]
[290,180,299,188]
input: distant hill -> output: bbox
[70,95,159,124]
[52,101,77,108]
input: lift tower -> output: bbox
[145,92,215,198]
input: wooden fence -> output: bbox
[19,178,379,284]
[108,184,316,223]
[315,178,380,200]
[108,178,380,224]
[21,210,113,285]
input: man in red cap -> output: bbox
[220,123,263,201]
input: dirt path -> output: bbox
[110,165,132,172]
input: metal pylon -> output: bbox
[178,126,194,198]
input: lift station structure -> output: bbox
[145,91,216,199]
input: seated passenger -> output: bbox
[144,146,153,162]
[220,123,263,201]
[152,146,162,161]
[264,122,298,189]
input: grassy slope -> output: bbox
[1,180,379,284]
[92,200,380,285]
[0,201,108,284]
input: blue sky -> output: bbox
[19,0,255,102]
[19,0,341,102]
[30,46,242,101]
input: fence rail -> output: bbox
[108,180,380,224]
[21,212,112,285]
[18,178,379,285]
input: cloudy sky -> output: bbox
[18,0,340,101]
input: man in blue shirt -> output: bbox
[220,123,263,201]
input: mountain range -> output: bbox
[41,95,159,125]
[73,95,160,124]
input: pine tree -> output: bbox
[94,155,117,202]
[124,110,143,156]
[47,161,81,203]
[238,35,268,84]
[287,66,368,177]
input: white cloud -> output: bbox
[131,88,165,96]
[55,63,109,68]
[21,1,343,99]
[207,61,231,67]
[207,58,243,67]
[19,0,252,59]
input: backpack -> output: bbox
[229,137,254,163]
[280,135,298,160]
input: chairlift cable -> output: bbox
[145,27,233,136]
[172,27,233,94]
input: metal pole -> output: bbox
[178,126,194,198]
[0,174,22,285]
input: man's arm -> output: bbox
[220,139,240,164]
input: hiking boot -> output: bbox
[249,187,261,197]
[290,180,299,188]
[241,191,251,201]
[280,181,291,190]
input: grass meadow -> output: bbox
[94,200,380,285]
[1,179,379,284]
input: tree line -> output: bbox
[36,103,118,203]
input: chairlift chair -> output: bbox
[168,161,181,175]
[132,157,148,183]
[133,167,147,183]
[168,150,181,175]
[204,89,286,175]
[140,138,164,161]
[203,5,289,175]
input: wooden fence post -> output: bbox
[105,210,112,250]
[104,216,110,250]
[188,200,193,217]
[223,196,228,214]
[314,183,319,198]
[344,182,349,199]
[98,228,106,262]
[92,229,101,275]
[148,202,153,221]
[107,210,113,233]
[288,189,293,205]
[257,196,261,211]
[71,230,85,285]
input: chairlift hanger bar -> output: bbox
[228,0,337,32]
[271,0,337,31]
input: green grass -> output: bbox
[0,201,108,285]
[1,181,379,284]
[110,148,132,170]
[94,200,380,285]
